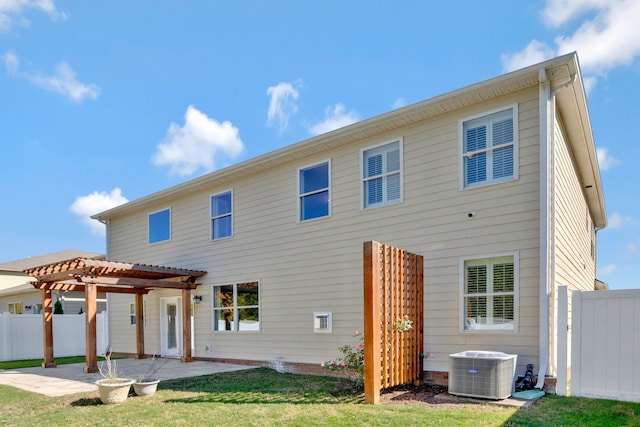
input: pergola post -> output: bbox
[41,287,56,368]
[83,283,99,373]
[181,288,194,362]
[134,293,147,359]
[25,258,206,371]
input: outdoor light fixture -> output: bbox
[193,295,202,304]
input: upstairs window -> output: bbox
[213,281,260,332]
[211,191,233,240]
[461,255,518,333]
[148,208,171,244]
[462,107,517,188]
[299,161,330,221]
[362,139,402,208]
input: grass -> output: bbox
[0,367,638,426]
[0,356,88,370]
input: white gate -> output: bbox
[558,287,640,403]
[0,312,108,361]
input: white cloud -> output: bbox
[70,188,128,236]
[266,81,301,134]
[596,147,618,171]
[598,263,617,275]
[3,51,99,102]
[153,105,245,176]
[608,212,634,229]
[309,103,359,136]
[3,50,19,74]
[500,40,556,73]
[541,0,611,27]
[0,0,66,32]
[393,98,406,109]
[501,0,640,88]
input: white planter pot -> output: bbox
[133,379,160,396]
[95,378,134,404]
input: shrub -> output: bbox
[321,331,364,387]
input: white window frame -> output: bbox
[148,207,171,244]
[130,303,136,326]
[298,160,331,222]
[459,252,519,334]
[211,189,233,241]
[459,104,519,190]
[360,138,403,209]
[212,280,260,333]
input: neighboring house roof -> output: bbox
[0,249,105,272]
[93,52,605,228]
[0,283,34,297]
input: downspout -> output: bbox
[537,68,551,390]
[536,69,576,390]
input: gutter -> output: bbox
[536,69,577,390]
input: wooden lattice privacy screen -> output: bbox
[363,241,424,404]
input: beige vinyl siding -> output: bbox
[106,87,541,373]
[554,113,596,292]
[0,271,28,290]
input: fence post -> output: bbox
[557,285,568,396]
[0,314,9,361]
[363,241,382,404]
[570,290,582,397]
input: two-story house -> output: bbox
[92,52,606,389]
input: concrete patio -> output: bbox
[0,358,256,397]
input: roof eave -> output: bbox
[94,53,602,223]
[552,54,607,229]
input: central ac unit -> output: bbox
[448,350,517,400]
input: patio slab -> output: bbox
[0,358,256,397]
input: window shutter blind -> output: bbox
[492,118,513,146]
[465,125,487,152]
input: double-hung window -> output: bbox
[299,161,330,221]
[211,191,232,240]
[8,301,22,314]
[148,208,171,244]
[213,281,260,332]
[461,254,518,333]
[362,139,402,208]
[462,106,517,188]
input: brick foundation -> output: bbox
[114,354,558,393]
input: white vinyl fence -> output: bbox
[0,312,108,361]
[558,286,640,403]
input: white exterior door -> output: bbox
[160,297,182,358]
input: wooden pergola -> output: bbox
[24,257,207,373]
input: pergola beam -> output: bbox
[34,282,150,294]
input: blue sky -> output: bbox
[1,1,639,289]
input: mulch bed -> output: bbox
[381,382,451,405]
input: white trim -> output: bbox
[148,207,172,245]
[458,103,519,190]
[458,252,520,334]
[537,73,553,386]
[297,159,332,223]
[313,311,333,333]
[210,189,234,241]
[360,137,404,210]
[160,296,182,358]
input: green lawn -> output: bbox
[0,367,638,426]
[0,356,88,370]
